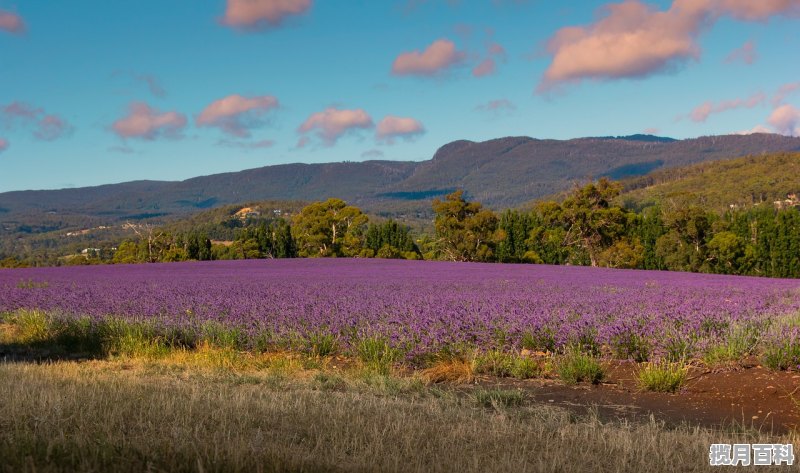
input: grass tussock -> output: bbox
[472,350,544,380]
[473,388,524,409]
[422,358,475,384]
[556,346,604,385]
[355,335,402,375]
[638,361,690,393]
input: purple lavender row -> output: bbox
[2,259,799,358]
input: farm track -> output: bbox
[476,361,800,434]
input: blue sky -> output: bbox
[1,0,799,192]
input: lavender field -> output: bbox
[2,259,800,363]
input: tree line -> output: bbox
[3,178,799,278]
[434,179,800,278]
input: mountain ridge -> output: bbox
[3,133,800,225]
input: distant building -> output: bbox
[774,193,800,210]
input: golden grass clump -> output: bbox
[421,359,475,384]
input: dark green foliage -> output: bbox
[364,220,419,258]
[495,210,535,263]
[432,190,498,262]
[292,198,368,258]
[185,232,212,261]
[233,219,297,259]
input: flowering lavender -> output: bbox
[1,259,799,360]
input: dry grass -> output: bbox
[0,358,797,473]
[1,320,798,472]
[421,359,475,384]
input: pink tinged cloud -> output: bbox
[197,94,279,138]
[2,102,39,119]
[298,108,373,145]
[217,139,275,149]
[35,115,72,141]
[0,138,8,153]
[1,102,73,141]
[472,58,496,77]
[376,116,425,143]
[538,0,800,92]
[538,1,704,91]
[112,102,187,140]
[222,0,312,29]
[711,0,800,20]
[488,42,506,57]
[0,10,24,34]
[689,92,765,122]
[473,41,506,77]
[768,104,800,136]
[772,82,800,106]
[391,39,465,76]
[475,98,516,112]
[724,40,758,64]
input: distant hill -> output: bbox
[2,133,800,232]
[618,152,800,212]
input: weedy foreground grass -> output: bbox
[3,359,796,473]
[1,318,798,472]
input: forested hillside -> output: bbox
[620,153,800,212]
[5,140,800,276]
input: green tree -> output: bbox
[656,203,713,272]
[706,231,745,274]
[365,220,419,258]
[292,199,368,257]
[560,179,627,266]
[270,219,297,258]
[597,238,645,269]
[432,190,498,262]
[112,241,143,264]
[495,210,533,263]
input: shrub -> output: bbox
[662,335,696,363]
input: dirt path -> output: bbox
[482,361,800,434]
